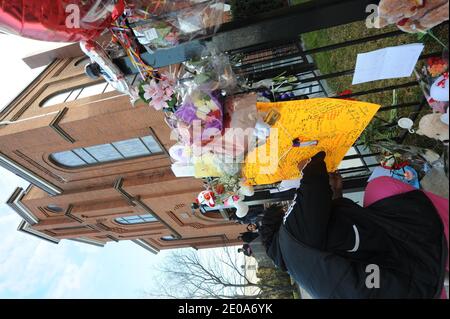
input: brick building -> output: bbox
[0,56,246,254]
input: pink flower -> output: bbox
[143,80,165,102]
[160,72,176,87]
[143,73,177,110]
[150,96,168,111]
[165,32,178,44]
[165,86,174,97]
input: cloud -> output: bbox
[0,37,172,299]
[0,167,169,299]
[45,258,97,299]
[0,167,98,298]
[0,206,91,298]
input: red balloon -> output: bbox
[0,0,124,42]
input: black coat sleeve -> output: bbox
[284,151,333,250]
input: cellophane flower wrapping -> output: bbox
[177,43,238,97]
[174,89,224,145]
[128,0,226,51]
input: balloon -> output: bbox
[223,195,249,218]
[430,74,449,102]
[0,0,124,42]
[238,181,255,197]
[80,40,139,102]
[234,201,249,218]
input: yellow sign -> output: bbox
[243,98,380,185]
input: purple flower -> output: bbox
[262,91,272,99]
[202,119,223,141]
[205,118,223,132]
[175,102,199,124]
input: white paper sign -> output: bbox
[352,43,424,85]
[269,179,301,193]
[144,28,159,41]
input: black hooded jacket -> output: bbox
[266,152,447,299]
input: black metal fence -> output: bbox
[196,2,446,216]
[228,30,443,195]
[116,0,446,214]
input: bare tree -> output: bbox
[147,246,293,299]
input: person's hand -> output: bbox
[329,172,343,200]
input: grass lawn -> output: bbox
[301,23,448,105]
[237,0,448,152]
[291,1,447,109]
[300,16,448,151]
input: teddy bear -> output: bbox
[376,0,449,33]
[416,112,449,143]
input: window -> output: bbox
[76,82,109,99]
[53,226,87,231]
[41,74,138,107]
[50,135,164,168]
[46,205,64,213]
[161,235,177,241]
[115,214,157,225]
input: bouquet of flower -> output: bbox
[178,44,237,95]
[174,89,224,144]
[128,0,226,51]
[132,19,181,52]
[415,52,449,113]
[139,72,179,112]
[427,56,448,77]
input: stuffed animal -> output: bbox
[377,0,449,33]
[196,190,216,208]
[441,107,449,125]
[416,113,449,143]
[224,195,249,218]
[430,73,449,102]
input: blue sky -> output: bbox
[0,166,177,298]
[0,35,180,299]
[0,33,367,299]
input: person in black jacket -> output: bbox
[260,151,448,299]
[238,244,253,257]
[238,231,260,244]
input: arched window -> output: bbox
[161,235,177,241]
[46,205,64,213]
[40,74,138,107]
[115,214,157,225]
[50,135,164,168]
[41,82,108,107]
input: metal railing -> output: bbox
[115,0,445,213]
[227,29,444,194]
